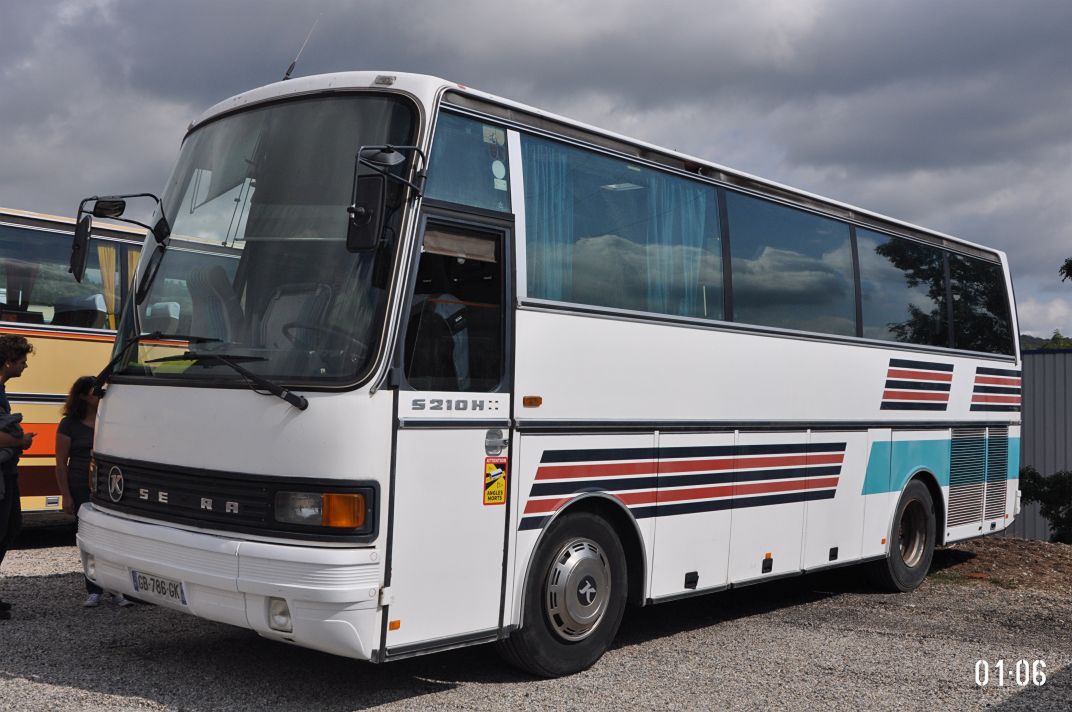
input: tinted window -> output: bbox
[726,192,855,335]
[522,134,723,319]
[0,224,121,329]
[425,113,511,213]
[949,253,1012,354]
[857,228,948,347]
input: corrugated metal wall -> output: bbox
[1003,349,1072,540]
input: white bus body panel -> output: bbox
[94,384,393,480]
[78,504,383,659]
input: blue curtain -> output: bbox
[522,137,573,301]
[647,173,709,316]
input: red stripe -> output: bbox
[886,369,953,382]
[523,496,572,514]
[536,461,657,480]
[975,376,1021,386]
[971,394,1021,404]
[882,390,950,401]
[614,490,660,506]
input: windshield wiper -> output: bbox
[147,351,309,411]
[95,332,221,395]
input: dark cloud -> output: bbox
[1,0,1070,334]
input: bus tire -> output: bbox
[869,479,936,592]
[499,512,628,678]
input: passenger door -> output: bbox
[385,213,513,653]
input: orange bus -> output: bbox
[0,207,234,522]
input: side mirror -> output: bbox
[70,214,92,283]
[92,199,126,219]
[346,174,387,252]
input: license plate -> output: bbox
[130,569,187,606]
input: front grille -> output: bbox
[93,457,272,527]
[91,455,378,542]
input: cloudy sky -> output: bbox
[2,0,1070,336]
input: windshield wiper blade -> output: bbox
[95,332,221,395]
[147,351,308,411]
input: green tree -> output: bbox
[1020,466,1072,544]
[1041,330,1072,349]
[1061,258,1072,282]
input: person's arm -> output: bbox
[0,430,32,449]
[54,431,76,515]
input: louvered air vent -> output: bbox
[984,426,1009,520]
[948,428,986,526]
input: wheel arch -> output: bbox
[521,493,648,614]
[902,468,946,546]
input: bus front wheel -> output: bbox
[499,512,628,677]
[869,479,936,592]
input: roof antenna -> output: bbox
[283,14,321,81]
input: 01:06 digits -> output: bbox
[975,659,1047,687]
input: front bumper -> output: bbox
[76,503,383,660]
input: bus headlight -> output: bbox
[274,491,368,529]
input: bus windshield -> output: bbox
[115,93,417,385]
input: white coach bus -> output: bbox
[74,72,1020,677]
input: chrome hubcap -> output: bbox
[899,499,927,568]
[544,538,611,642]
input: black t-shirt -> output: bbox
[57,416,95,481]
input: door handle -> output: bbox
[485,428,509,456]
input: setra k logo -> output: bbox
[107,466,125,503]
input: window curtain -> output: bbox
[126,247,141,288]
[95,241,118,329]
[521,137,574,301]
[646,173,708,316]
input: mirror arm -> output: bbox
[86,193,170,242]
[356,145,428,198]
[358,158,426,197]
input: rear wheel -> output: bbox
[869,479,937,592]
[499,512,627,677]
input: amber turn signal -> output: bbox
[322,493,366,528]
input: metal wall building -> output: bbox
[1003,349,1072,540]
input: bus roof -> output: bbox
[0,205,144,240]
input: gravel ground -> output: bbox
[1,528,1069,711]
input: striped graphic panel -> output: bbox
[970,366,1021,412]
[520,442,845,531]
[880,358,953,411]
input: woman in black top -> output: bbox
[55,376,129,607]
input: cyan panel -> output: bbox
[1008,437,1021,479]
[863,439,951,494]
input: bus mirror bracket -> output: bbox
[356,145,427,197]
[72,193,172,250]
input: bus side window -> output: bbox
[404,226,503,393]
[0,225,118,328]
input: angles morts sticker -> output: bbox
[484,457,508,506]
